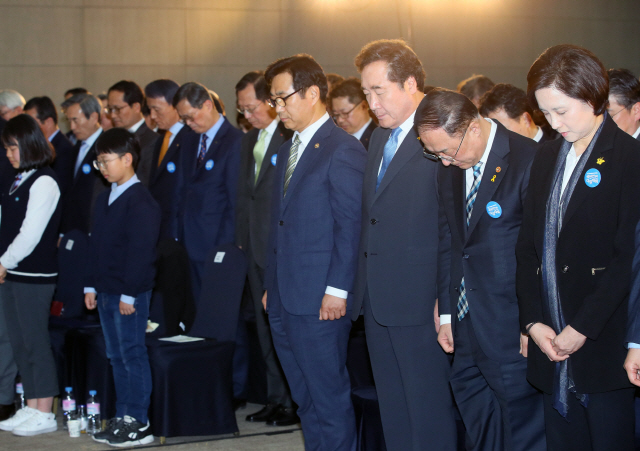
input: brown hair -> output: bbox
[527,44,608,115]
[415,88,478,138]
[354,39,426,92]
[457,75,495,101]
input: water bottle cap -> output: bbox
[65,387,72,392]
[89,390,96,396]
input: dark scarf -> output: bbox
[541,115,606,419]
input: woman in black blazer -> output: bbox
[516,44,640,451]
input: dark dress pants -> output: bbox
[450,314,546,451]
[363,290,457,451]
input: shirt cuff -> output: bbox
[628,343,640,349]
[0,255,15,270]
[440,314,452,325]
[83,287,96,294]
[120,295,135,305]
[325,286,348,299]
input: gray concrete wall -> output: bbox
[1,0,639,126]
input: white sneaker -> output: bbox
[12,410,57,436]
[0,407,36,432]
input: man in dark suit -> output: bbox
[479,83,555,145]
[234,71,296,426]
[352,40,457,451]
[144,79,196,241]
[263,54,366,451]
[417,89,546,451]
[329,77,376,150]
[107,80,158,187]
[24,96,75,194]
[59,93,108,235]
[173,82,242,302]
[607,68,640,141]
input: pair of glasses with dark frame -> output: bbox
[267,88,302,108]
[422,126,468,163]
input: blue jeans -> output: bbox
[98,291,152,423]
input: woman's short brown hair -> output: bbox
[527,44,608,115]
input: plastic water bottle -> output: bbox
[14,381,25,411]
[62,387,76,430]
[78,405,88,433]
[86,390,101,435]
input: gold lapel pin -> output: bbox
[597,157,605,165]
[314,143,320,148]
[491,175,497,182]
[496,167,501,173]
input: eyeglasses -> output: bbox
[236,103,263,115]
[93,155,122,170]
[267,88,302,108]
[609,107,626,118]
[423,126,468,163]
[332,101,364,121]
[107,104,129,115]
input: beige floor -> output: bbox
[0,403,305,451]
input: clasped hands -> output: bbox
[528,323,586,362]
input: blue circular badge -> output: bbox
[584,168,601,188]
[205,160,214,171]
[271,155,277,166]
[167,162,176,173]
[14,197,19,202]
[486,201,502,218]
[82,163,91,174]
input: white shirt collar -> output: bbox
[293,112,331,153]
[168,121,184,136]
[82,127,103,150]
[109,174,140,205]
[128,118,145,134]
[478,118,497,168]
[533,126,543,142]
[352,119,372,140]
[263,118,279,137]
[633,125,640,140]
[48,129,60,143]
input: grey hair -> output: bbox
[61,93,102,121]
[0,89,26,109]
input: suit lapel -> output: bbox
[365,128,388,209]
[194,119,229,179]
[282,120,333,211]
[466,125,510,239]
[373,128,422,202]
[255,126,285,189]
[451,168,465,243]
[154,128,184,184]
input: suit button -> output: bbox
[562,265,569,273]
[370,219,377,225]
[364,252,368,258]
[463,254,469,259]
[279,221,284,226]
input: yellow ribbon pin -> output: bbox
[491,175,496,182]
[597,157,605,165]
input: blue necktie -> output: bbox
[457,161,483,321]
[376,128,402,191]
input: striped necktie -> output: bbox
[253,129,267,184]
[283,135,301,197]
[197,134,208,168]
[9,174,22,194]
[457,161,483,321]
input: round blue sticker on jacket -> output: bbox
[205,160,214,171]
[584,168,601,188]
[271,155,277,166]
[486,201,502,218]
[82,163,91,174]
[167,162,176,173]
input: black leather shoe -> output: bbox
[232,398,247,411]
[0,404,15,422]
[245,403,279,422]
[266,406,299,427]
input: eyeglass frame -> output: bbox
[93,155,123,170]
[332,101,365,121]
[236,102,264,115]
[267,88,303,108]
[423,125,469,163]
[107,104,130,115]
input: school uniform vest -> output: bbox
[0,167,62,283]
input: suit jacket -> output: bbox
[60,135,109,234]
[148,125,197,240]
[50,130,75,195]
[236,121,292,269]
[0,118,11,193]
[264,118,366,316]
[134,122,159,187]
[178,118,242,262]
[352,124,440,326]
[438,122,536,362]
[359,121,377,151]
[516,115,640,394]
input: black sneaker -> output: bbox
[107,415,154,448]
[92,417,123,444]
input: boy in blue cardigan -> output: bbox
[84,128,161,448]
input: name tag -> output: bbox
[214,252,225,263]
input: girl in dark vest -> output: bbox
[0,114,61,436]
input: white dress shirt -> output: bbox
[633,125,640,140]
[377,110,417,175]
[128,118,145,134]
[0,170,61,274]
[48,129,60,143]
[254,119,279,173]
[166,121,184,148]
[352,119,372,141]
[533,126,543,143]
[74,127,102,175]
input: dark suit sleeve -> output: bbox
[217,136,242,246]
[122,194,161,297]
[627,221,640,343]
[570,149,640,340]
[326,139,367,293]
[437,167,452,316]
